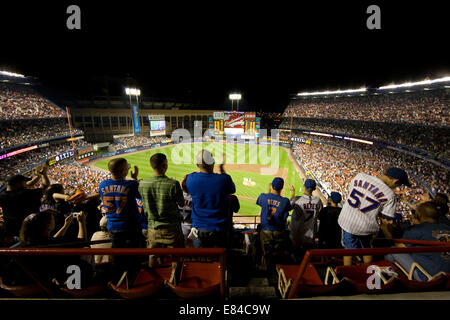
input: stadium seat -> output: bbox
[60,284,106,298]
[393,260,449,292]
[166,262,222,299]
[108,268,165,299]
[276,262,348,298]
[0,277,47,298]
[335,260,401,294]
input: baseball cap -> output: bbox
[196,150,215,165]
[7,174,32,186]
[385,167,411,187]
[68,189,87,205]
[304,179,316,190]
[330,192,342,204]
[99,216,108,228]
[272,177,284,191]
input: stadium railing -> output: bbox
[278,240,450,299]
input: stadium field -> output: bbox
[93,143,304,215]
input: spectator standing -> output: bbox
[179,179,193,248]
[338,167,411,266]
[41,183,74,237]
[318,192,343,249]
[138,153,185,267]
[99,158,141,279]
[289,179,323,260]
[256,177,292,270]
[184,150,236,248]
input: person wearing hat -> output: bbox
[256,177,292,271]
[338,167,411,266]
[0,165,50,243]
[183,150,236,248]
[288,179,323,261]
[318,192,343,249]
[383,202,450,281]
[90,215,113,264]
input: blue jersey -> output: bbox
[257,193,292,231]
[99,179,140,231]
[136,197,148,230]
[186,172,236,231]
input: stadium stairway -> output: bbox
[227,248,278,299]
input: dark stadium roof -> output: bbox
[1,1,449,112]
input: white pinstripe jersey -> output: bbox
[289,195,323,245]
[338,173,396,236]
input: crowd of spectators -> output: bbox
[43,161,110,195]
[0,118,83,150]
[283,89,449,127]
[257,112,283,129]
[0,83,66,120]
[0,140,90,187]
[290,132,449,219]
[280,118,450,160]
[110,135,169,151]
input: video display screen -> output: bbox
[150,120,165,131]
[150,120,166,136]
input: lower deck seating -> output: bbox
[167,262,222,299]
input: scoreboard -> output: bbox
[210,111,260,139]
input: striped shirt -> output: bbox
[138,175,184,229]
[289,195,323,246]
[338,173,396,236]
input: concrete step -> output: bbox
[247,277,269,287]
[229,286,278,299]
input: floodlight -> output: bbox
[297,87,366,96]
[125,88,141,96]
[0,70,25,78]
[379,76,450,90]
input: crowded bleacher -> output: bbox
[280,118,450,160]
[0,83,66,120]
[109,135,169,151]
[0,140,90,187]
[288,131,449,219]
[283,89,449,127]
[0,118,83,150]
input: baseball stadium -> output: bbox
[0,2,449,311]
[1,70,449,303]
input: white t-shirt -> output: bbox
[289,195,323,246]
[338,173,396,236]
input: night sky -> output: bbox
[1,1,449,111]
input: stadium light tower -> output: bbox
[229,93,242,111]
[125,87,141,134]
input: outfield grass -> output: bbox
[94,143,304,215]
